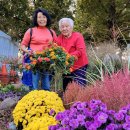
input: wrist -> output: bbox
[73,55,78,60]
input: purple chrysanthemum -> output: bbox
[77,114,86,125]
[55,112,64,121]
[125,115,130,123]
[69,119,79,129]
[114,112,124,121]
[106,123,118,130]
[123,123,130,130]
[94,112,108,124]
[61,117,69,125]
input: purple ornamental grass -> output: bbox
[49,99,130,130]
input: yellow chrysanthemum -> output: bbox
[13,90,64,129]
[23,116,56,130]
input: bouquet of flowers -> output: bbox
[25,42,75,74]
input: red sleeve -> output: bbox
[21,28,31,47]
[53,35,61,46]
[70,33,86,58]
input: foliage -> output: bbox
[50,99,130,129]
[0,0,32,40]
[0,84,27,93]
[23,42,75,74]
[86,43,123,83]
[63,69,130,111]
[0,84,28,101]
[75,0,130,44]
[13,90,64,129]
[0,0,75,40]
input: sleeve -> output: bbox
[53,35,61,46]
[21,29,31,47]
[70,33,86,58]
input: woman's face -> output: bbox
[37,12,47,27]
[60,21,73,38]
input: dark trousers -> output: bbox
[63,65,88,91]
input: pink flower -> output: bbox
[38,57,43,62]
[43,57,50,62]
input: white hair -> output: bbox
[59,18,74,29]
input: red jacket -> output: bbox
[56,32,89,71]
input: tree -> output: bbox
[0,0,75,41]
[75,0,130,44]
[0,0,32,40]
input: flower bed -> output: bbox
[50,99,130,130]
[13,90,64,129]
[11,89,130,130]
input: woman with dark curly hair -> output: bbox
[21,8,57,90]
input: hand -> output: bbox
[27,50,33,55]
[73,55,78,61]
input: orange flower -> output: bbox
[69,68,73,72]
[66,54,70,60]
[30,57,33,60]
[32,59,37,65]
[35,51,42,55]
[33,59,37,62]
[25,65,31,70]
[62,47,66,52]
[65,61,69,66]
[27,65,31,70]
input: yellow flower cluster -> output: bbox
[23,116,56,130]
[13,90,64,129]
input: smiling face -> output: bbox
[37,12,47,27]
[59,21,73,38]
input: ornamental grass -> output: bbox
[13,90,64,129]
[63,69,130,111]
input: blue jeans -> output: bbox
[32,71,51,90]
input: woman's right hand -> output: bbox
[27,50,33,55]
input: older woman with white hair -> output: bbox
[56,18,89,91]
